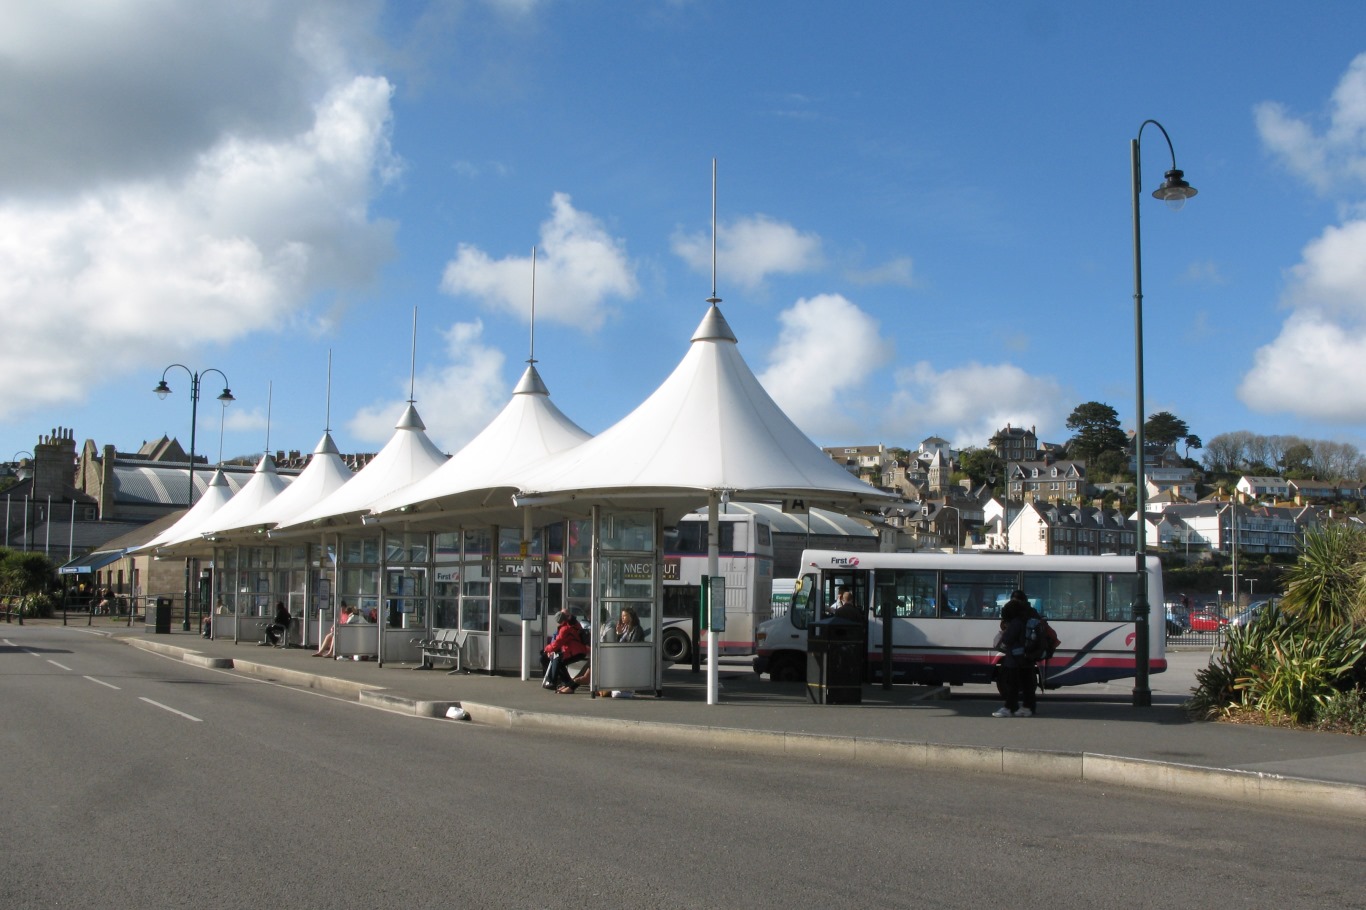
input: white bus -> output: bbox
[658,511,775,663]
[753,550,1166,688]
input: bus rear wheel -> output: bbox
[661,629,691,664]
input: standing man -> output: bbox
[992,590,1036,717]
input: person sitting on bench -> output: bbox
[264,601,291,647]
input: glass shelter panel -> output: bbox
[599,512,655,552]
[340,567,380,620]
[385,567,426,630]
[341,536,380,565]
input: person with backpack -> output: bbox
[992,590,1037,717]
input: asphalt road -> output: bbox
[2,626,1362,910]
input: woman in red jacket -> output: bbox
[543,610,590,693]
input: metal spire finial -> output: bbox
[707,158,721,307]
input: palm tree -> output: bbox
[1280,524,1366,628]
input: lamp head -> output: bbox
[216,387,235,404]
[153,380,172,399]
[1153,169,1197,211]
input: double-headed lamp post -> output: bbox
[154,365,234,629]
[1132,120,1197,707]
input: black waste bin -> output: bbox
[145,597,172,634]
[806,617,864,704]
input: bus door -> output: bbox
[821,568,871,680]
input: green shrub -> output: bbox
[1186,604,1366,727]
[1315,687,1366,735]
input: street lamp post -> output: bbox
[154,365,234,630]
[1131,120,1197,708]
[940,504,961,553]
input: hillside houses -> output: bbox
[813,423,1362,560]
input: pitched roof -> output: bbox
[272,404,446,532]
[369,364,590,526]
[511,304,900,520]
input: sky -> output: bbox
[5,1,1366,470]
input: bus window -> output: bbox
[875,569,937,618]
[1022,573,1097,621]
[1102,573,1138,621]
[941,571,1017,619]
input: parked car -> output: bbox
[1164,602,1189,634]
[1230,599,1276,628]
[1187,610,1229,633]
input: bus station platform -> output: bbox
[102,622,1366,818]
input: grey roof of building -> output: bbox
[111,463,254,506]
[688,500,878,537]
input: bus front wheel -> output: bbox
[661,629,691,664]
[767,653,804,682]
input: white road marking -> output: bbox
[47,660,73,671]
[138,697,203,722]
[84,676,121,690]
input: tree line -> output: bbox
[1200,431,1365,482]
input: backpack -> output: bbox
[1022,614,1060,662]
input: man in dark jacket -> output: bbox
[992,590,1036,717]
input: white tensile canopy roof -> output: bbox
[512,304,900,521]
[369,363,591,527]
[132,468,236,553]
[225,431,354,534]
[157,453,292,556]
[272,404,447,533]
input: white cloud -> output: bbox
[0,78,397,422]
[0,1,372,194]
[886,362,1068,449]
[1243,55,1366,423]
[347,320,507,451]
[1240,314,1366,422]
[1255,51,1366,194]
[1239,221,1366,421]
[757,294,891,438]
[440,193,638,332]
[672,214,824,291]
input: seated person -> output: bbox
[593,606,646,698]
[264,601,292,646]
[542,610,589,694]
[313,603,355,657]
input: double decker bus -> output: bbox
[658,511,775,663]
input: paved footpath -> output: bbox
[32,616,1366,818]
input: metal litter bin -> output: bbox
[145,597,173,634]
[806,617,864,704]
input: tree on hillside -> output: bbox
[1182,434,1202,460]
[1203,431,1249,473]
[1088,449,1128,482]
[1281,441,1315,479]
[1309,440,1365,482]
[1143,411,1189,448]
[1065,401,1126,461]
[956,447,1003,489]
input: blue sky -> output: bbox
[5,1,1366,469]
